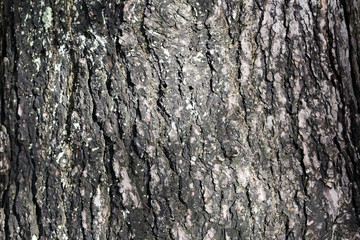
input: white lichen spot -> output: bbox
[146,145,156,158]
[193,52,204,63]
[150,166,160,184]
[267,115,274,129]
[204,228,216,240]
[274,74,287,104]
[33,57,41,72]
[17,104,23,117]
[168,122,177,138]
[221,204,230,220]
[298,109,309,129]
[236,165,251,188]
[119,168,140,208]
[325,188,340,217]
[185,103,193,110]
[113,161,120,178]
[31,235,37,240]
[81,210,88,230]
[172,223,188,240]
[73,122,80,130]
[56,151,65,164]
[226,94,238,111]
[203,185,214,214]
[193,126,201,136]
[174,106,183,118]
[257,186,266,202]
[42,7,53,30]
[93,186,102,208]
[91,147,99,152]
[163,48,170,57]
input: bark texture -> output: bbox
[0,0,360,239]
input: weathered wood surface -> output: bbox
[0,0,359,239]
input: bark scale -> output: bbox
[0,0,359,239]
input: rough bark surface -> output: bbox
[0,0,359,239]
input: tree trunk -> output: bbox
[0,0,359,239]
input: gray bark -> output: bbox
[0,0,359,239]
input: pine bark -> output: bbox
[0,0,359,239]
